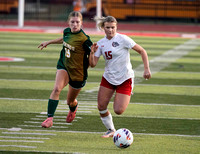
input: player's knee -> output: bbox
[98,104,107,111]
[114,108,124,115]
[52,86,62,95]
[98,104,104,111]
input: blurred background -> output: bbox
[0,0,199,27]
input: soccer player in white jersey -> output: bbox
[89,16,151,138]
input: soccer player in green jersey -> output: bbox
[38,11,93,128]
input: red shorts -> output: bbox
[100,77,133,96]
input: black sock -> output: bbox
[69,103,78,112]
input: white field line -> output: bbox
[0,98,98,105]
[2,132,56,136]
[0,64,104,71]
[0,65,56,69]
[136,84,200,88]
[0,136,49,140]
[1,79,199,88]
[0,97,199,107]
[58,105,97,108]
[31,118,81,121]
[40,112,48,115]
[57,107,96,110]
[24,121,72,125]
[38,112,200,120]
[79,105,97,108]
[1,128,199,138]
[36,115,82,119]
[50,110,92,113]
[0,145,36,148]
[0,78,99,84]
[37,115,200,120]
[0,78,55,82]
[35,114,200,121]
[36,115,200,120]
[77,108,96,110]
[74,108,96,111]
[18,125,68,129]
[132,102,200,107]
[85,86,99,93]
[134,39,200,78]
[1,65,200,74]
[133,133,200,138]
[30,130,200,138]
[120,115,200,120]
[31,118,67,121]
[0,149,85,154]
[61,101,97,105]
[155,71,200,74]
[0,97,47,102]
[7,128,22,131]
[56,110,92,113]
[0,140,44,143]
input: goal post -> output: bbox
[17,0,102,29]
[96,0,102,31]
[96,0,102,18]
[18,0,25,28]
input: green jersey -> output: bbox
[57,28,92,82]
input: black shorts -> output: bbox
[68,80,87,89]
[57,59,86,89]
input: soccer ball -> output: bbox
[113,128,133,148]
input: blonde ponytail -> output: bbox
[94,16,117,30]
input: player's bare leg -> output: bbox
[98,86,116,138]
[41,70,69,128]
[50,70,69,100]
[66,85,81,123]
[113,93,131,115]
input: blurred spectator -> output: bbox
[73,0,86,13]
[126,0,134,4]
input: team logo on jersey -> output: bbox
[63,41,75,51]
[112,42,119,47]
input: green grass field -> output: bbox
[0,31,200,154]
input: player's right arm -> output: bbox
[38,37,63,50]
[89,43,99,67]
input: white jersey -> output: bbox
[95,33,136,85]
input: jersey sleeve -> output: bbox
[83,38,93,55]
[123,35,136,49]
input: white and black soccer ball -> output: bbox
[113,128,133,148]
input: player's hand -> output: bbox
[38,41,49,50]
[91,43,98,54]
[143,68,151,80]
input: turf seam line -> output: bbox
[0,97,199,107]
[2,128,200,138]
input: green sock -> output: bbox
[47,99,59,117]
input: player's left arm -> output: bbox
[132,44,151,80]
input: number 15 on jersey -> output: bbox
[105,51,112,60]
